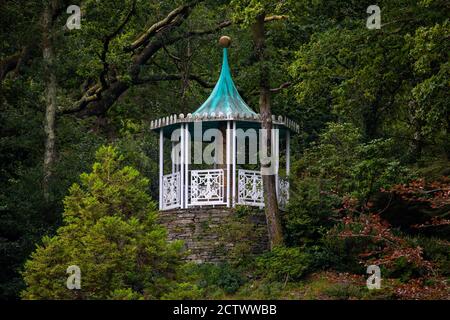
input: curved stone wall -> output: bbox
[158,207,269,263]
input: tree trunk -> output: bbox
[363,89,382,140]
[42,1,57,201]
[407,101,424,163]
[252,14,284,249]
[410,121,424,163]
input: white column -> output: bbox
[159,128,164,210]
[171,141,175,174]
[226,121,231,207]
[286,129,290,176]
[180,124,185,209]
[184,124,189,208]
[231,120,237,207]
[273,125,279,198]
[231,120,236,208]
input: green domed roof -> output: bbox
[193,48,256,117]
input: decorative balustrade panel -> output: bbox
[162,172,181,210]
[278,177,289,210]
[190,169,225,206]
[237,169,289,210]
[238,169,264,207]
[162,169,288,210]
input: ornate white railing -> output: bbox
[278,177,289,210]
[238,169,264,207]
[190,169,225,206]
[162,172,181,210]
[237,169,289,210]
[161,169,288,210]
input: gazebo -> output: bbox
[150,37,299,212]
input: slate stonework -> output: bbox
[158,207,269,263]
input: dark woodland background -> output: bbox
[0,0,449,300]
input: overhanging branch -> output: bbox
[125,1,201,52]
[136,73,213,88]
[62,4,287,117]
[270,81,291,93]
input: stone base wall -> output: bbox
[158,207,269,263]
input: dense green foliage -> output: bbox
[0,0,448,299]
[21,146,184,299]
[255,246,311,282]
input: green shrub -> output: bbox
[322,225,373,274]
[195,263,246,294]
[185,263,246,295]
[108,288,144,300]
[384,256,426,282]
[306,245,343,271]
[410,237,450,276]
[323,283,366,300]
[234,205,256,218]
[161,283,204,300]
[323,282,395,300]
[284,177,341,246]
[21,146,184,299]
[256,246,311,282]
[254,281,285,299]
[215,265,245,294]
[285,122,410,251]
[217,207,265,266]
[293,123,410,202]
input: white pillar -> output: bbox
[273,125,279,198]
[159,128,164,210]
[286,129,290,176]
[184,124,189,208]
[171,141,175,174]
[226,121,231,207]
[232,121,236,207]
[180,124,185,209]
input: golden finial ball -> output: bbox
[219,36,232,48]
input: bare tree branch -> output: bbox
[99,0,136,90]
[264,15,289,22]
[270,81,291,93]
[180,15,282,39]
[125,1,201,52]
[62,3,200,116]
[62,3,287,117]
[0,52,21,81]
[136,73,213,88]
